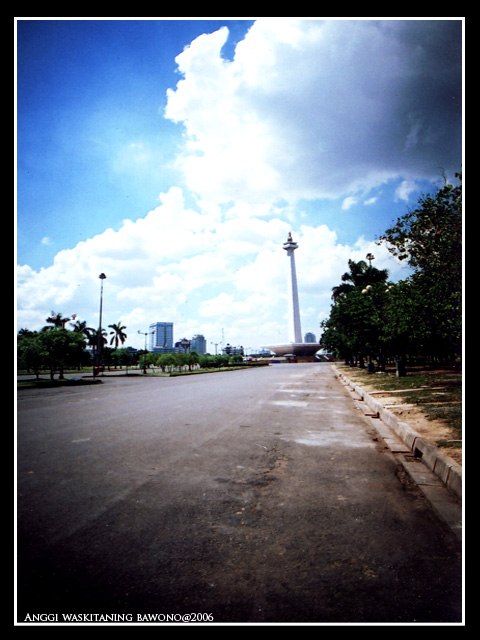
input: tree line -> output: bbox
[144,351,245,373]
[319,172,462,374]
[17,315,129,380]
[17,313,249,379]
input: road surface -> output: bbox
[16,364,462,623]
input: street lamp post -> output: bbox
[93,273,106,377]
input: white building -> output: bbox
[222,344,244,356]
[191,334,207,354]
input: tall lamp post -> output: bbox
[93,273,106,377]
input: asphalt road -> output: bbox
[16,363,462,624]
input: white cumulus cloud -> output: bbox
[165,19,462,206]
[17,187,407,348]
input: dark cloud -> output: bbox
[166,19,463,202]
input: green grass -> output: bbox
[17,363,268,387]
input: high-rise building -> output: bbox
[191,334,207,354]
[149,322,174,352]
[304,332,316,343]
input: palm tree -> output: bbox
[42,311,71,330]
[67,319,87,369]
[71,319,90,336]
[87,328,107,361]
[109,323,127,349]
[18,328,35,337]
[332,259,389,300]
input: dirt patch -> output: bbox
[336,364,462,465]
[389,406,461,465]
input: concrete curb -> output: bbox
[333,366,462,502]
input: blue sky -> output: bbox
[17,20,254,268]
[16,18,463,351]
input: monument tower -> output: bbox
[264,232,320,359]
[283,232,302,343]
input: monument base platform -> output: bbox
[263,343,321,358]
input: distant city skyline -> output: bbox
[148,322,211,354]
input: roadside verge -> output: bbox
[333,365,462,503]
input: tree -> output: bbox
[17,331,44,378]
[18,328,35,337]
[109,323,127,349]
[186,350,200,371]
[331,259,389,301]
[321,260,391,367]
[69,319,94,368]
[71,319,90,337]
[112,347,133,373]
[379,173,461,275]
[87,328,108,365]
[321,172,462,370]
[377,172,462,363]
[156,353,175,372]
[174,352,187,371]
[37,328,87,379]
[42,312,71,330]
[198,354,212,369]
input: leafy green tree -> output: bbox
[17,331,44,378]
[198,354,212,369]
[186,350,200,371]
[217,354,230,367]
[321,173,462,370]
[321,260,391,366]
[102,346,115,370]
[379,174,461,274]
[67,319,93,368]
[113,347,133,373]
[146,352,158,369]
[378,172,462,363]
[174,352,187,370]
[156,353,175,372]
[37,328,87,379]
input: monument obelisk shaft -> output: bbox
[283,232,302,344]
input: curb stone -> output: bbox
[333,366,462,502]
